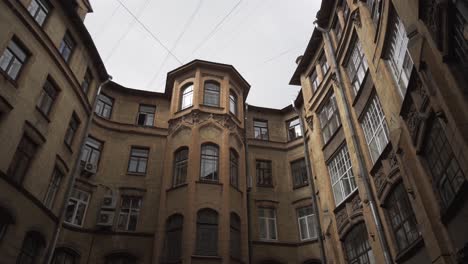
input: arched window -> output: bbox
[163,214,183,262]
[229,91,238,115]
[230,149,239,187]
[203,81,220,106]
[0,206,14,241]
[196,209,218,256]
[52,248,79,264]
[17,231,45,264]
[343,223,375,264]
[105,253,137,264]
[180,83,193,110]
[230,213,241,259]
[200,144,219,182]
[173,147,188,186]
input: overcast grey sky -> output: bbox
[84,0,321,109]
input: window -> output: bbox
[37,78,59,116]
[453,4,468,74]
[343,223,375,264]
[44,167,63,209]
[256,160,272,187]
[310,71,320,92]
[105,254,136,264]
[127,147,149,174]
[424,120,465,208]
[320,53,330,75]
[80,137,102,167]
[27,0,50,26]
[164,214,183,262]
[367,0,382,25]
[230,213,241,258]
[386,184,420,252]
[342,0,350,19]
[7,135,37,184]
[180,83,193,110]
[319,94,341,143]
[287,117,302,141]
[81,69,92,94]
[0,207,14,241]
[136,105,155,126]
[360,95,389,163]
[59,31,75,62]
[117,196,141,231]
[173,147,188,186]
[346,41,369,95]
[95,93,113,119]
[52,248,79,264]
[230,149,239,187]
[196,209,218,256]
[200,144,219,182]
[328,145,357,205]
[64,114,79,147]
[0,38,28,80]
[253,120,269,140]
[203,81,220,106]
[387,13,412,97]
[17,231,45,264]
[258,208,277,240]
[291,159,308,188]
[64,188,90,227]
[297,206,317,240]
[229,91,238,115]
[334,19,343,41]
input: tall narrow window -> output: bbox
[80,137,102,167]
[287,117,302,141]
[343,223,375,264]
[320,53,330,74]
[64,189,90,227]
[319,94,341,143]
[127,147,149,174]
[117,196,141,231]
[424,120,465,208]
[17,231,45,264]
[230,213,241,258]
[164,214,183,262]
[203,81,220,106]
[310,71,320,92]
[253,120,269,140]
[200,144,219,182]
[64,113,80,147]
[367,0,382,25]
[387,13,412,97]
[0,38,28,80]
[136,105,156,126]
[256,160,272,187]
[229,91,238,115]
[180,83,193,110]
[346,41,369,95]
[328,145,357,205]
[52,248,79,264]
[95,94,113,119]
[81,69,93,94]
[43,167,63,209]
[7,135,37,184]
[334,19,343,41]
[37,78,59,116]
[360,95,389,163]
[386,183,420,252]
[258,208,277,240]
[59,31,75,63]
[196,209,218,256]
[452,4,468,75]
[230,149,239,187]
[27,0,50,26]
[297,206,317,240]
[173,147,188,186]
[291,159,308,188]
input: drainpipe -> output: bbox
[313,21,393,264]
[244,103,253,264]
[44,75,113,264]
[291,103,327,264]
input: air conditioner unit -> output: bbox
[96,210,115,227]
[81,162,97,177]
[101,194,116,209]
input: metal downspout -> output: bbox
[244,103,253,264]
[313,21,393,264]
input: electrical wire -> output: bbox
[94,3,121,39]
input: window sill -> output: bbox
[333,189,359,212]
[200,104,224,110]
[166,183,188,192]
[126,172,146,177]
[395,237,425,263]
[196,180,222,186]
[293,183,309,190]
[191,254,222,260]
[35,106,51,123]
[257,184,274,188]
[160,260,182,264]
[298,238,319,246]
[174,105,194,115]
[287,136,303,143]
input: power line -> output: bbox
[95,3,120,39]
[115,0,183,65]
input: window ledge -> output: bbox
[298,238,319,246]
[287,136,303,143]
[333,189,359,213]
[126,172,146,177]
[321,125,343,150]
[174,106,194,115]
[35,106,51,123]
[200,104,224,110]
[166,183,188,192]
[395,237,425,263]
[191,254,222,260]
[196,180,222,186]
[293,184,309,190]
[160,260,182,264]
[257,184,274,188]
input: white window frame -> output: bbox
[310,71,320,92]
[117,196,142,231]
[360,95,390,163]
[43,168,63,209]
[64,189,90,227]
[346,41,369,96]
[258,208,278,241]
[297,206,317,241]
[180,84,193,110]
[328,145,357,205]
